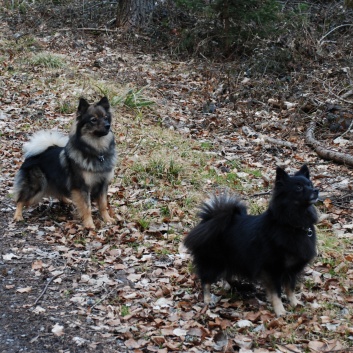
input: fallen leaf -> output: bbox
[173,328,187,337]
[51,323,64,336]
[3,253,19,261]
[33,306,46,314]
[31,260,43,270]
[16,287,32,293]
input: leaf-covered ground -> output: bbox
[1,6,353,353]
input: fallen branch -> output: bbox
[319,24,353,44]
[305,122,353,166]
[250,191,272,198]
[90,286,117,310]
[263,136,296,149]
[242,126,296,149]
[339,118,353,139]
[32,272,64,307]
[57,27,118,33]
[325,84,353,105]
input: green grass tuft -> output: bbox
[30,52,66,68]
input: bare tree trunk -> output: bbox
[116,0,155,28]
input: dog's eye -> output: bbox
[296,185,303,191]
[90,117,98,123]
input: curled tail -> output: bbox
[184,194,247,252]
[23,130,68,158]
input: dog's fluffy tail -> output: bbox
[184,194,247,251]
[23,131,69,158]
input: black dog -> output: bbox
[184,165,319,316]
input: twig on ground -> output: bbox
[32,272,64,307]
[327,86,353,105]
[58,27,118,33]
[90,286,117,310]
[250,191,272,198]
[319,24,353,44]
[338,118,353,139]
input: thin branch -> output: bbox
[319,24,353,44]
[250,191,272,198]
[90,286,117,310]
[326,86,353,105]
[57,27,118,33]
[32,272,64,307]
[338,118,353,139]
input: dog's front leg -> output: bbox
[267,291,286,317]
[71,189,95,229]
[14,201,25,222]
[263,275,286,316]
[97,189,115,224]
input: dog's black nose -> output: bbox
[105,122,111,130]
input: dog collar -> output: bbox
[306,227,313,237]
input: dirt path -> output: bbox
[0,198,127,353]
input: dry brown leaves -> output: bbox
[0,18,353,353]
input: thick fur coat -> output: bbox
[13,97,117,229]
[184,165,319,316]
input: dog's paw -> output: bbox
[101,209,116,224]
[290,298,304,308]
[14,204,24,222]
[287,293,303,308]
[83,219,96,229]
[272,296,286,317]
[13,212,24,222]
[13,215,24,222]
[104,216,116,224]
[204,293,221,306]
[222,280,231,291]
[274,307,286,317]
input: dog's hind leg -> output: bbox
[71,189,95,229]
[285,283,303,308]
[202,283,212,304]
[60,196,72,204]
[13,168,45,222]
[285,287,299,307]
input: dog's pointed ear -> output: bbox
[276,166,289,182]
[77,98,90,116]
[295,164,310,179]
[97,97,110,111]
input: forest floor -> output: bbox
[1,3,353,353]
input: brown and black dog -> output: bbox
[13,97,117,229]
